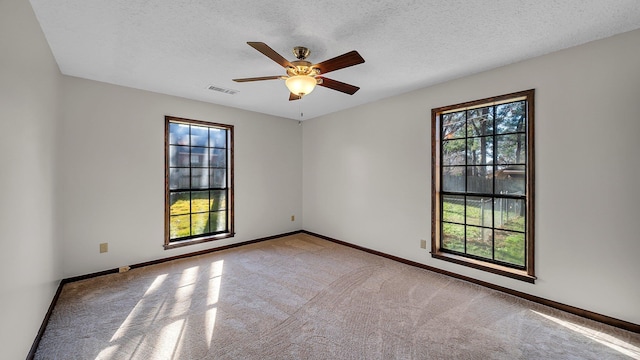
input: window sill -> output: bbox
[164,232,235,250]
[431,251,536,284]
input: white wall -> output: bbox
[0,0,63,358]
[303,29,640,324]
[59,77,303,277]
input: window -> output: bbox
[431,90,535,282]
[165,116,234,249]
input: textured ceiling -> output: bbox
[29,0,640,120]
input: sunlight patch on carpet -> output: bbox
[151,319,185,360]
[171,266,200,317]
[96,344,119,359]
[206,308,218,348]
[110,274,168,342]
[178,265,200,287]
[532,310,640,359]
[144,273,168,296]
[208,260,224,306]
[206,260,223,348]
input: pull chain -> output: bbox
[299,99,303,125]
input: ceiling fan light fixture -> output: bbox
[285,75,317,97]
[234,42,365,101]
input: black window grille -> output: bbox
[165,116,234,248]
[432,90,535,282]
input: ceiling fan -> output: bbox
[233,42,365,101]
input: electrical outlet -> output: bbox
[119,266,130,273]
[99,243,108,253]
[291,215,295,221]
[420,239,427,249]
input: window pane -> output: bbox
[467,137,494,165]
[495,165,525,195]
[191,213,210,236]
[169,168,190,190]
[495,230,525,267]
[494,198,525,232]
[170,215,190,239]
[466,196,492,227]
[169,146,190,167]
[495,101,526,134]
[496,134,526,164]
[442,111,466,139]
[191,168,209,189]
[442,223,464,252]
[210,169,227,188]
[190,126,208,147]
[466,166,492,194]
[443,166,465,192]
[210,128,227,148]
[191,191,211,213]
[169,192,190,215]
[466,226,492,260]
[433,91,532,275]
[210,149,227,168]
[167,118,233,245]
[442,195,464,223]
[210,211,227,232]
[467,107,493,137]
[190,147,208,167]
[211,190,226,211]
[169,123,190,145]
[443,139,466,165]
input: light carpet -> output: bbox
[35,233,640,359]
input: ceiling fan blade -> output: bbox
[313,51,365,74]
[247,42,292,68]
[232,76,282,82]
[289,93,302,101]
[318,77,360,95]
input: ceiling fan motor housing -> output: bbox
[292,46,310,60]
[287,60,320,77]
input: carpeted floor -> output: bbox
[35,233,640,359]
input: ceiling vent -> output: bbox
[207,85,238,95]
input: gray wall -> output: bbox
[303,28,640,325]
[0,0,63,358]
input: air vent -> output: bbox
[207,85,238,95]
